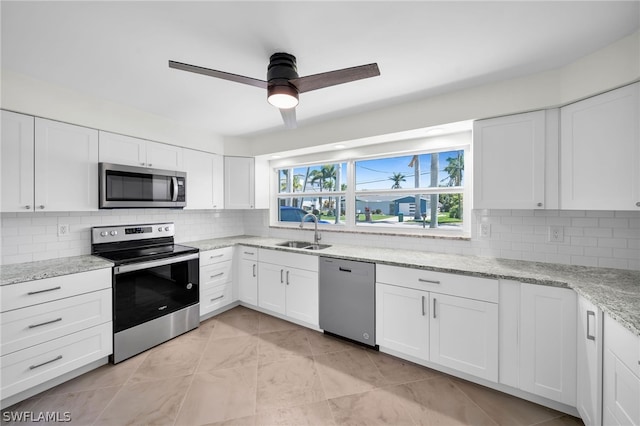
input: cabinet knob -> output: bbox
[537,202,543,207]
[140,163,145,166]
[38,205,45,209]
[636,202,640,207]
[148,163,153,167]
[25,205,31,210]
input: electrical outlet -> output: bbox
[548,225,564,243]
[58,224,69,237]
[479,223,491,238]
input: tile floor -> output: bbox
[2,306,585,425]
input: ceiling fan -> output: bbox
[169,53,380,129]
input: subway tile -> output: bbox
[571,218,599,228]
[584,247,613,258]
[584,228,613,238]
[599,218,629,228]
[613,248,640,260]
[598,258,630,269]
[570,256,599,267]
[597,238,627,249]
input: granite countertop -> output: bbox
[2,235,638,337]
[1,255,114,286]
[187,235,640,336]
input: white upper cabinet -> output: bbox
[224,156,255,209]
[183,150,224,210]
[473,110,558,209]
[1,111,35,212]
[99,131,183,170]
[35,118,99,211]
[2,113,99,212]
[560,82,639,210]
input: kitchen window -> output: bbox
[272,137,470,236]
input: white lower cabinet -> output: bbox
[577,295,603,426]
[236,246,258,306]
[375,265,498,382]
[519,283,577,406]
[257,249,319,327]
[375,283,429,360]
[430,293,498,381]
[0,269,113,405]
[603,314,640,426]
[199,247,234,318]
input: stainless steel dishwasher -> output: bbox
[319,257,376,347]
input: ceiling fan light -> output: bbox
[268,85,299,109]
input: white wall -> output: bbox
[244,209,640,271]
[0,70,225,154]
[230,30,640,157]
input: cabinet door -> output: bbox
[238,258,258,306]
[98,131,146,167]
[34,118,99,211]
[520,283,577,406]
[224,156,255,209]
[577,296,603,426]
[430,293,498,381]
[603,349,640,426]
[285,267,319,326]
[1,111,34,212]
[145,140,183,170]
[212,153,224,209]
[257,262,286,315]
[375,283,429,360]
[183,149,215,209]
[561,82,640,210]
[473,110,547,209]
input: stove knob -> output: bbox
[164,226,170,232]
[158,227,163,232]
[100,231,108,237]
[110,230,118,236]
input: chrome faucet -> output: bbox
[300,213,321,244]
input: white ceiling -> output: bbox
[2,1,638,138]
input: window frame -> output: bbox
[269,133,471,237]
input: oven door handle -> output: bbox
[114,253,199,274]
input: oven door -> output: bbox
[113,253,199,333]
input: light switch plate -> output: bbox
[548,226,564,242]
[58,224,69,237]
[479,223,491,238]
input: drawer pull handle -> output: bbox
[210,272,225,279]
[339,267,352,273]
[210,295,225,302]
[27,286,62,295]
[244,251,255,255]
[210,254,224,259]
[586,310,596,341]
[421,296,425,316]
[30,355,62,370]
[158,305,167,311]
[28,317,62,329]
[418,278,440,285]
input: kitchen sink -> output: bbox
[276,241,331,250]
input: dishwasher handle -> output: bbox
[338,267,352,273]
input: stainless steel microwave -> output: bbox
[99,163,186,208]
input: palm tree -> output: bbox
[440,152,464,219]
[309,165,337,213]
[388,172,406,189]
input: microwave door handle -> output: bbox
[171,177,179,202]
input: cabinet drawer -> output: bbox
[200,284,232,315]
[1,289,111,356]
[605,314,640,377]
[238,246,258,261]
[200,247,234,266]
[1,269,112,313]
[376,265,498,303]
[259,249,318,272]
[1,322,112,399]
[201,261,232,288]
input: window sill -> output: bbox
[269,224,471,241]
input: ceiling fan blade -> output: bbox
[280,108,297,129]
[169,60,268,89]
[290,63,380,93]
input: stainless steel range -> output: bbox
[91,223,199,363]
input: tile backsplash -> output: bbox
[2,208,639,271]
